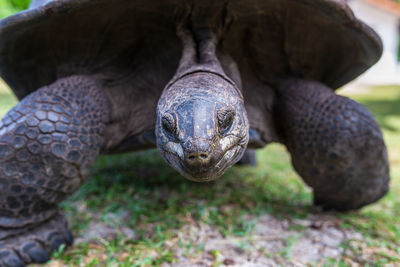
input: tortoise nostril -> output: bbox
[185,152,211,165]
[200,153,209,159]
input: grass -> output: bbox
[0,79,17,115]
[0,79,399,266]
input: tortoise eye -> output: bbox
[161,113,176,136]
[217,110,235,134]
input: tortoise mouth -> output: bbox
[160,137,246,182]
[181,146,243,182]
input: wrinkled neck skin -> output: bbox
[156,26,249,182]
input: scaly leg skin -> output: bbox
[0,76,109,266]
[276,79,389,211]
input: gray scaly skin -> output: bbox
[276,79,389,210]
[0,76,109,266]
[0,24,389,266]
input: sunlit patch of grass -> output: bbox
[0,79,17,117]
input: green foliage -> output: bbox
[0,0,18,18]
[0,0,29,18]
[398,34,400,62]
[0,80,17,115]
[7,0,29,10]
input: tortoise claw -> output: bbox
[0,250,26,267]
[49,233,66,251]
[23,243,50,263]
[65,229,74,246]
[0,212,73,266]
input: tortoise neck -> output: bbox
[169,26,242,92]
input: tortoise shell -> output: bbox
[0,0,382,101]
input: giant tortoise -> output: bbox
[0,0,390,265]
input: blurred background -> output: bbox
[0,0,28,18]
[345,0,400,89]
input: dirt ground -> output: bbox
[68,210,364,267]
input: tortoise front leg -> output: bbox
[0,76,109,266]
[276,79,389,211]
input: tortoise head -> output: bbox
[156,72,249,181]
